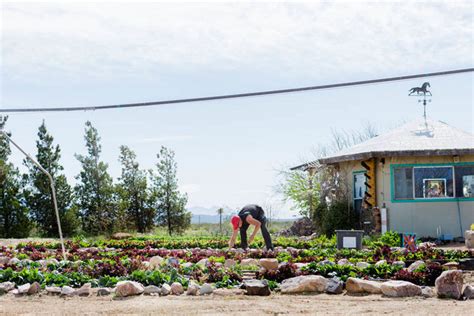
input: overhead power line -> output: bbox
[1,68,472,113]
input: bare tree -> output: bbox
[275,122,378,222]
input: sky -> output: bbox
[1,0,473,218]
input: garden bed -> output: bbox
[0,235,472,294]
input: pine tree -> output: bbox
[75,121,116,235]
[24,121,79,237]
[152,146,190,235]
[117,145,155,233]
[0,117,31,238]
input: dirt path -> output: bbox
[1,293,472,316]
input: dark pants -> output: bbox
[240,216,274,250]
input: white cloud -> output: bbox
[2,1,472,83]
[135,135,194,143]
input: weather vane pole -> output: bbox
[408,82,432,123]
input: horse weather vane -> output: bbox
[408,82,432,121]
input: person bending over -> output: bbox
[228,204,274,250]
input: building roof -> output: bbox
[294,118,474,168]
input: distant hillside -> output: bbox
[188,206,295,224]
[191,214,225,224]
[190,213,295,224]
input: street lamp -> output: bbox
[0,116,66,260]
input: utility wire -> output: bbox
[1,68,472,113]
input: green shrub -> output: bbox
[214,275,240,288]
[98,275,123,287]
[380,231,401,247]
[266,280,279,291]
[315,201,357,237]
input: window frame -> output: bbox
[412,165,454,200]
[390,162,474,203]
[393,166,414,200]
[454,165,474,198]
[353,170,366,201]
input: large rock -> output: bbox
[213,288,246,296]
[392,261,406,268]
[45,286,61,295]
[17,283,31,294]
[141,261,151,270]
[0,282,15,294]
[463,285,474,300]
[111,232,133,239]
[97,288,112,296]
[8,258,20,266]
[224,259,236,268]
[465,230,474,249]
[337,259,351,266]
[281,275,327,294]
[407,260,425,273]
[381,280,422,297]
[326,278,343,294]
[244,279,271,296]
[435,270,463,299]
[295,263,309,272]
[171,282,184,295]
[345,278,382,294]
[375,260,387,267]
[240,258,258,267]
[0,256,10,266]
[75,283,91,297]
[259,258,279,271]
[199,283,213,295]
[421,286,435,298]
[61,286,75,296]
[458,258,474,270]
[144,285,161,295]
[161,284,171,296]
[27,282,41,295]
[167,257,180,266]
[149,256,164,269]
[196,258,209,267]
[318,259,335,266]
[418,242,436,249]
[115,281,145,297]
[186,282,200,296]
[356,262,370,269]
[442,262,459,270]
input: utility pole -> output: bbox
[0,116,66,260]
[217,208,224,235]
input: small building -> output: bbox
[294,118,474,238]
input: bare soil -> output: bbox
[0,293,473,316]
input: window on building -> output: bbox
[353,173,365,200]
[455,166,474,198]
[393,167,413,199]
[393,164,474,201]
[414,166,454,198]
